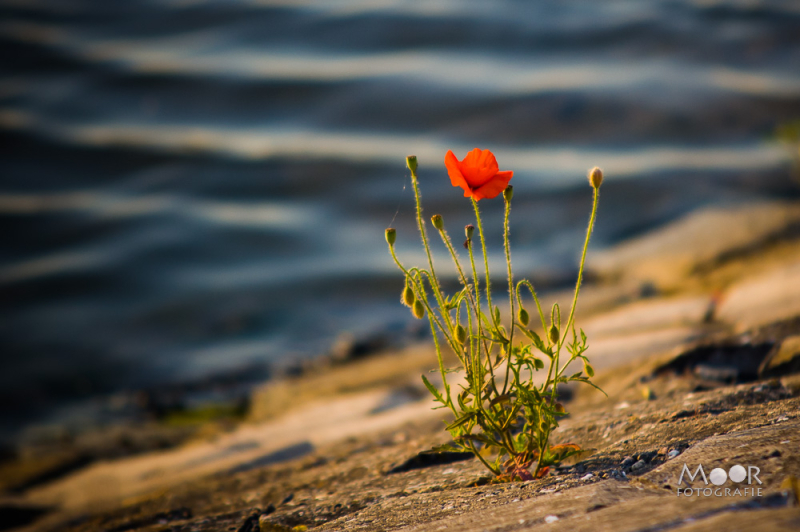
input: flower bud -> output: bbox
[431,214,444,231]
[588,166,603,188]
[402,285,415,307]
[412,300,425,319]
[518,307,529,326]
[465,224,474,240]
[503,185,514,202]
[385,227,396,246]
[455,324,467,344]
[548,324,559,344]
[406,155,418,174]
[583,360,595,378]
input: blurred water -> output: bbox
[1,0,799,441]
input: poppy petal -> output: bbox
[445,150,473,196]
[460,148,499,188]
[472,171,513,201]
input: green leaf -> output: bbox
[528,330,548,354]
[572,376,608,397]
[446,411,477,431]
[488,393,512,407]
[456,433,497,446]
[421,375,445,404]
[431,443,462,453]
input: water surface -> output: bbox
[1,0,799,441]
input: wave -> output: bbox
[0,189,319,228]
[2,19,800,97]
[0,108,787,184]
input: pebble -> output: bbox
[631,460,647,472]
[544,515,559,523]
[637,451,657,462]
[668,449,680,459]
[621,457,635,468]
[580,473,594,481]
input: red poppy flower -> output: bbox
[444,148,513,201]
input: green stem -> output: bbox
[466,234,489,410]
[471,198,493,313]
[468,204,500,398]
[465,439,499,476]
[388,248,452,344]
[559,186,599,352]
[410,172,453,333]
[425,311,457,416]
[388,246,456,414]
[436,228,493,376]
[501,194,515,395]
[515,280,548,334]
[535,185,600,479]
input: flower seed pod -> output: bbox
[548,324,560,344]
[518,307,529,326]
[456,324,467,344]
[503,185,514,202]
[406,155,418,174]
[402,285,415,307]
[412,300,425,319]
[431,214,444,231]
[385,227,396,246]
[583,360,595,378]
[588,166,603,188]
[465,224,474,240]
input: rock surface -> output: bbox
[6,200,800,532]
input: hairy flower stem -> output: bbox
[470,198,500,397]
[534,186,600,478]
[389,250,455,352]
[435,229,511,441]
[557,186,600,375]
[471,198,494,313]
[515,280,548,334]
[410,171,453,334]
[387,249,456,413]
[436,229,492,379]
[466,233,490,405]
[501,193,514,396]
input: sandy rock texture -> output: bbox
[5,200,800,532]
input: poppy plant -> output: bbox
[445,148,513,200]
[386,155,604,482]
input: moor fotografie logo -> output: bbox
[676,464,763,497]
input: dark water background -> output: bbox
[1,0,800,443]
